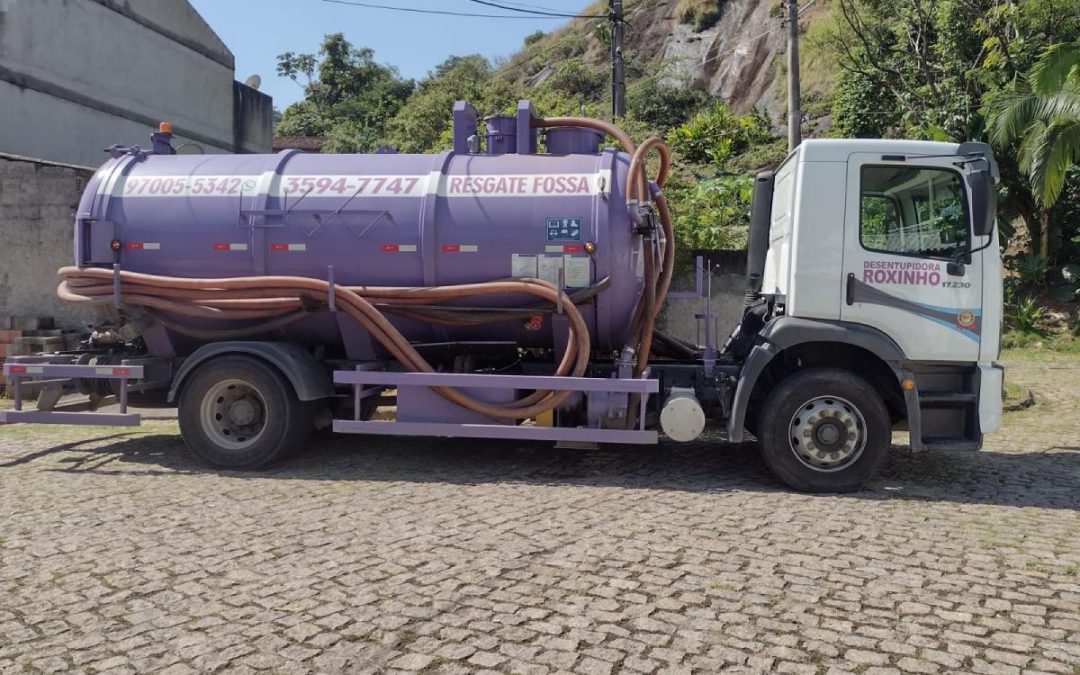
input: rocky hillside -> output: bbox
[506,0,834,126]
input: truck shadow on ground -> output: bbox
[10,431,1079,510]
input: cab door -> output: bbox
[841,155,983,362]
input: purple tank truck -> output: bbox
[3,100,909,492]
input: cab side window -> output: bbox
[860,166,969,260]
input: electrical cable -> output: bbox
[321,0,568,19]
[464,0,606,19]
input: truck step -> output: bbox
[919,392,978,406]
[922,437,981,451]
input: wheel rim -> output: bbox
[199,378,268,452]
[788,395,867,472]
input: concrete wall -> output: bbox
[0,0,270,167]
[233,82,274,155]
[0,154,99,328]
[658,251,747,348]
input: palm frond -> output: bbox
[1017,119,1048,174]
[989,88,1080,145]
[1027,120,1080,207]
[1031,41,1080,95]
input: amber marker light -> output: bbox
[158,121,173,133]
[901,378,915,391]
[584,242,596,254]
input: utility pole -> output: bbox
[786,0,802,150]
[609,0,626,121]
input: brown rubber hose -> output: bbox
[58,267,590,420]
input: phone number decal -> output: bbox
[280,175,424,196]
[120,175,258,196]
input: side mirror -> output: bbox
[969,168,996,237]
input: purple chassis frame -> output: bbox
[0,357,656,444]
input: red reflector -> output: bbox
[442,243,460,253]
[563,244,583,253]
[381,244,399,252]
[213,242,229,251]
[9,365,27,374]
[271,243,288,251]
[127,242,144,250]
[112,367,131,376]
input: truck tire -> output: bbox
[178,355,314,469]
[758,368,890,493]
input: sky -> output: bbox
[188,0,595,111]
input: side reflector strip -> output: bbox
[8,366,43,375]
[213,243,248,251]
[546,244,583,253]
[271,243,307,252]
[442,244,478,253]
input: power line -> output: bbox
[321,0,570,19]
[490,0,653,78]
[464,0,607,18]
[479,0,569,12]
[695,0,814,70]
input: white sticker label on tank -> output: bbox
[109,171,614,199]
[538,254,564,286]
[511,253,538,278]
[563,255,591,288]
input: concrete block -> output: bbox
[11,317,54,330]
[12,336,66,354]
[9,339,33,356]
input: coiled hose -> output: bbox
[58,117,676,421]
[532,118,676,376]
[58,269,589,420]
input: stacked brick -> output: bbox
[0,317,82,394]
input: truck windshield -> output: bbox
[860,166,969,260]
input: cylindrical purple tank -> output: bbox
[74,102,643,358]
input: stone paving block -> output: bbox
[0,354,1076,673]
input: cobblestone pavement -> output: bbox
[0,354,1077,674]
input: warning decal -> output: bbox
[512,253,538,278]
[515,253,591,288]
[546,217,583,241]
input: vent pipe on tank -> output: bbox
[453,101,479,154]
[515,100,538,154]
[484,115,517,155]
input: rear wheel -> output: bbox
[178,355,314,469]
[758,368,891,492]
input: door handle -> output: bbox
[846,272,855,305]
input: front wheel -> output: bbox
[758,368,891,492]
[178,355,314,469]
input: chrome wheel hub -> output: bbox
[788,395,866,472]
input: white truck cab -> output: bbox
[724,138,1003,490]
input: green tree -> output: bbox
[988,41,1080,255]
[827,0,1080,260]
[386,55,516,153]
[276,34,414,152]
